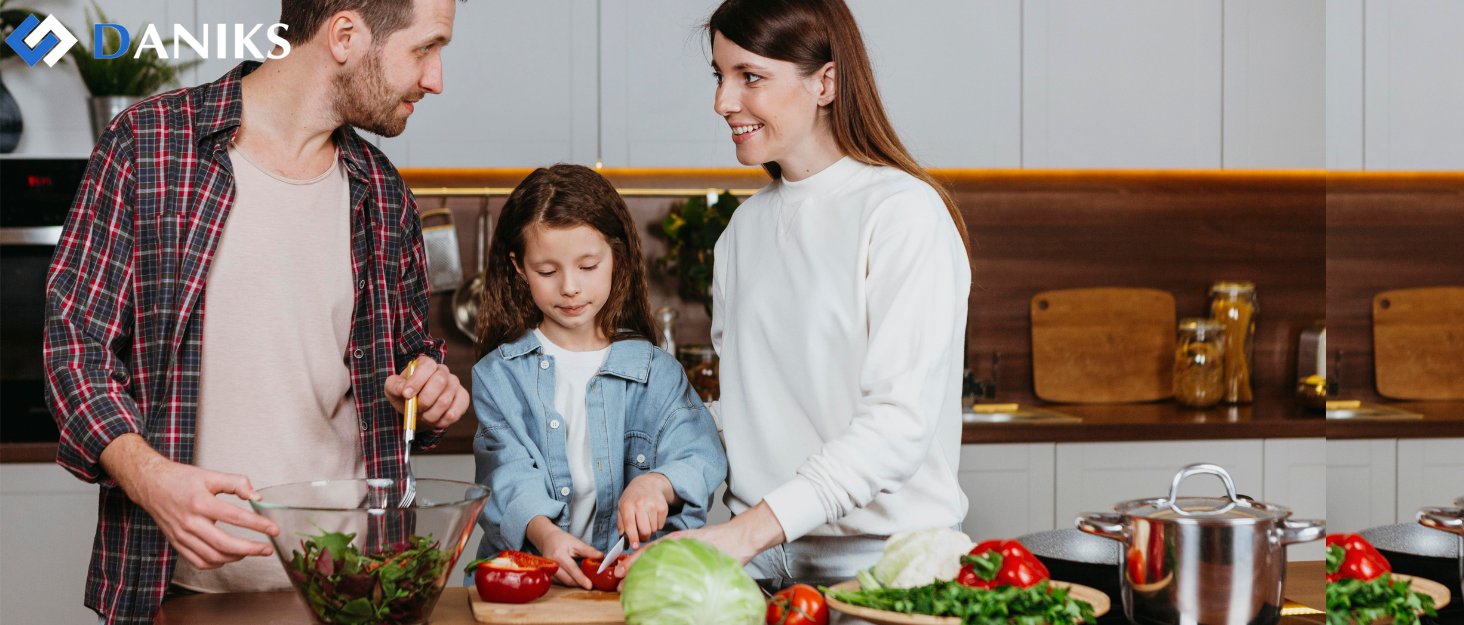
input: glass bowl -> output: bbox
[250,478,489,625]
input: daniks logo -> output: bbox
[4,15,289,67]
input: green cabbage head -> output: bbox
[620,538,765,625]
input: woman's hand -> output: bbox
[617,473,677,549]
[613,500,786,583]
[525,515,601,589]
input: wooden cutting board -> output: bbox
[468,585,624,624]
[1373,286,1464,400]
[1031,288,1176,403]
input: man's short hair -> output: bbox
[279,0,416,47]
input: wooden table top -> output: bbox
[154,561,1327,624]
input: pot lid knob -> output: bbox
[1164,463,1241,516]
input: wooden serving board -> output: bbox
[1373,287,1464,400]
[468,586,624,624]
[1031,288,1176,403]
[825,579,1110,625]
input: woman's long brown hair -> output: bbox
[475,164,658,358]
[707,0,971,257]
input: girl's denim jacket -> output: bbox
[472,332,727,559]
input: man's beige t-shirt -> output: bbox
[173,145,366,592]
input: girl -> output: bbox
[617,0,973,589]
[470,164,727,589]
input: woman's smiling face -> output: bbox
[712,32,834,169]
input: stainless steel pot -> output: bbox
[1076,464,1325,625]
[1417,496,1464,603]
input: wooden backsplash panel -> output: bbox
[1327,173,1464,401]
[402,169,1326,423]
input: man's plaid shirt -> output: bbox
[43,62,447,624]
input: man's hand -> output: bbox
[100,433,280,570]
[618,473,677,550]
[384,355,469,430]
[525,515,601,589]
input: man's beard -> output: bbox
[332,49,422,138]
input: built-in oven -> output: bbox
[1,158,89,443]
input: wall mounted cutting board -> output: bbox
[1373,286,1464,400]
[1031,288,1176,403]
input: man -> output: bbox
[43,1,467,622]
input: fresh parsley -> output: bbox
[286,529,452,625]
[824,580,1096,625]
[1325,574,1436,625]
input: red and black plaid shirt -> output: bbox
[43,62,447,624]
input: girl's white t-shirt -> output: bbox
[534,328,611,544]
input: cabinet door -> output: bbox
[1262,438,1326,561]
[1363,0,1464,170]
[959,443,1056,542]
[1023,0,1222,168]
[1221,0,1325,169]
[0,464,102,624]
[1325,439,1398,533]
[1326,0,1364,170]
[1395,438,1464,521]
[1054,440,1264,531]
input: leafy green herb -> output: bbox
[287,529,452,625]
[824,580,1096,625]
[655,191,740,316]
[67,1,202,97]
[1325,574,1436,625]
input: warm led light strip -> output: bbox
[410,187,763,197]
[1280,606,1323,616]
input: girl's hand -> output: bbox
[618,473,677,549]
[525,516,601,589]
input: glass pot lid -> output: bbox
[1114,464,1292,525]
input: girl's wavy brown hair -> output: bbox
[474,164,657,358]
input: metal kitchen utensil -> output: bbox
[400,360,418,507]
[453,198,492,339]
[1076,463,1325,625]
[419,206,464,293]
[1418,497,1464,604]
[597,535,625,575]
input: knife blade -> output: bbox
[597,535,626,575]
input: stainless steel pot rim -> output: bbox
[1114,496,1293,524]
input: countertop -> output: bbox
[152,562,1326,624]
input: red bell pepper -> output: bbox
[956,539,1051,589]
[1326,534,1391,583]
[464,551,560,604]
[767,584,828,625]
[579,555,630,591]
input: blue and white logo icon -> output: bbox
[5,14,80,67]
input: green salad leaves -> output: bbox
[825,580,1096,625]
[1325,574,1436,625]
[286,529,452,625]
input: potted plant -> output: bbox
[69,2,199,141]
[0,0,43,152]
[655,190,740,316]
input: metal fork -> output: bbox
[400,360,418,508]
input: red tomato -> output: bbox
[767,584,828,625]
[579,555,631,591]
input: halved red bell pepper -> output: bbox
[579,555,630,591]
[1326,534,1391,583]
[464,551,560,604]
[956,539,1051,589]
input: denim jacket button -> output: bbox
[560,486,570,497]
[636,454,646,464]
[550,420,560,429]
[540,360,549,369]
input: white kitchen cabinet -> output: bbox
[1262,438,1326,561]
[0,463,103,624]
[1054,439,1264,526]
[1022,0,1223,168]
[1326,439,1398,533]
[1362,0,1464,170]
[1326,0,1364,170]
[1221,0,1325,169]
[958,443,1056,542]
[1395,438,1464,521]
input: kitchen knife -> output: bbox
[597,535,626,575]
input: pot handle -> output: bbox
[1076,512,1128,542]
[1278,518,1326,545]
[1418,506,1464,537]
[1166,463,1240,516]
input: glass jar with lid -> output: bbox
[1209,281,1257,404]
[1174,318,1225,409]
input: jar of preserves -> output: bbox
[677,345,719,402]
[1209,281,1257,404]
[1174,319,1226,408]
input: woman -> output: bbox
[618,0,972,587]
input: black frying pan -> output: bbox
[1018,528,1124,618]
[1360,523,1464,625]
